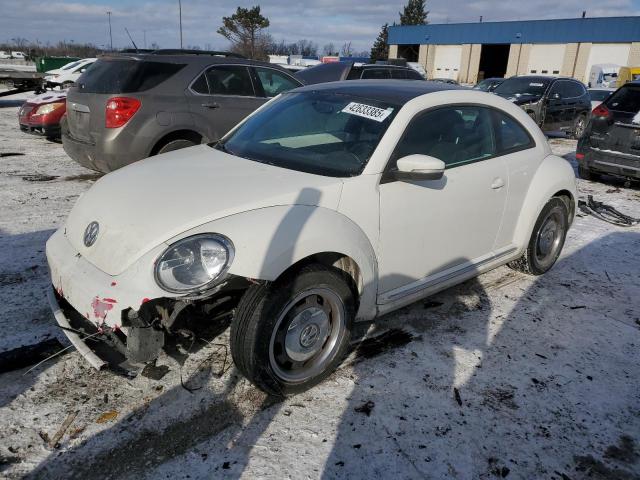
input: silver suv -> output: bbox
[63,51,303,172]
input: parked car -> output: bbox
[588,64,620,88]
[47,80,577,395]
[493,76,591,137]
[431,78,460,85]
[44,58,96,88]
[295,61,424,84]
[473,77,504,92]
[18,90,67,139]
[62,50,303,172]
[11,51,27,60]
[577,82,640,182]
[588,87,615,109]
[616,66,640,87]
[0,51,10,59]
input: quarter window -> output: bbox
[191,73,209,94]
[205,65,255,96]
[392,106,496,168]
[492,111,534,153]
[254,67,299,97]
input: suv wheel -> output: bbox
[578,165,599,181]
[230,264,354,396]
[572,114,587,139]
[508,197,569,276]
[156,138,198,155]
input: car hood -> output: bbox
[64,145,344,276]
[496,93,541,105]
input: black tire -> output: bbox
[156,138,198,155]
[230,264,355,397]
[578,164,599,181]
[571,114,587,139]
[508,197,569,276]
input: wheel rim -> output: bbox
[534,207,566,268]
[575,117,586,137]
[269,287,345,384]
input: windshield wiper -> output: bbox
[215,142,235,156]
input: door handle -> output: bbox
[491,177,505,189]
[201,102,220,109]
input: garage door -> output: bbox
[527,44,565,76]
[433,45,462,80]
[583,43,631,82]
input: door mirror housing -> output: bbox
[394,154,446,181]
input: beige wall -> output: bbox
[505,44,532,77]
[628,42,640,65]
[419,44,436,78]
[388,44,398,59]
[459,44,481,83]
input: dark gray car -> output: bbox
[295,61,424,85]
[63,51,303,172]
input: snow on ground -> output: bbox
[0,101,638,479]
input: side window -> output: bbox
[390,68,407,79]
[566,81,587,98]
[191,73,209,94]
[205,65,255,96]
[406,69,424,80]
[346,67,362,80]
[361,68,391,79]
[492,110,534,153]
[254,67,299,97]
[391,106,496,169]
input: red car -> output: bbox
[18,91,67,140]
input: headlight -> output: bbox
[154,234,234,293]
[34,102,65,115]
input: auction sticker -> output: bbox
[342,102,393,122]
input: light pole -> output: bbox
[107,11,113,51]
[178,0,183,49]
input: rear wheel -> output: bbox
[572,114,587,139]
[508,197,569,275]
[230,264,354,396]
[578,164,599,181]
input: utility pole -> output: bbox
[144,30,147,49]
[107,11,113,51]
[178,0,183,49]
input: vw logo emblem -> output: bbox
[83,221,100,247]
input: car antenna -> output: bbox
[124,27,139,52]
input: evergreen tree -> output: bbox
[370,23,389,61]
[399,0,428,26]
[217,6,270,59]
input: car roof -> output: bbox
[98,52,285,70]
[290,79,461,104]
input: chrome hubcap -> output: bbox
[269,287,345,384]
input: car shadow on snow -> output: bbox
[27,224,640,478]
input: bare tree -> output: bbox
[340,41,353,57]
[323,43,336,56]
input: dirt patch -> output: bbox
[574,455,639,480]
[481,386,519,411]
[21,174,59,182]
[604,435,639,464]
[62,173,103,182]
[352,329,414,361]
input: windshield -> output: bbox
[473,79,494,91]
[61,60,83,71]
[216,91,399,177]
[494,77,551,98]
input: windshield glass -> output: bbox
[473,79,494,91]
[216,92,399,177]
[494,77,551,98]
[61,60,83,70]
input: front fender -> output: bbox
[513,154,577,252]
[175,205,379,321]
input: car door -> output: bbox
[377,105,508,299]
[187,64,265,142]
[544,80,577,131]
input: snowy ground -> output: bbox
[0,99,639,479]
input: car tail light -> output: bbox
[575,153,585,160]
[105,97,141,128]
[592,103,611,119]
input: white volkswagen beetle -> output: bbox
[47,80,577,396]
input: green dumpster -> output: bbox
[35,57,81,73]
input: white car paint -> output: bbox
[45,58,96,86]
[46,88,576,351]
[588,87,615,109]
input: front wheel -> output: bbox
[230,264,355,396]
[508,197,569,275]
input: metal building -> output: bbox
[387,16,640,83]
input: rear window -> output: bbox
[76,59,185,94]
[606,86,640,113]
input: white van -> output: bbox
[588,64,620,88]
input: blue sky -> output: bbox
[2,0,639,52]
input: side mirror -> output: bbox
[551,92,561,100]
[395,154,445,181]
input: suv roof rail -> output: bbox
[149,49,246,58]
